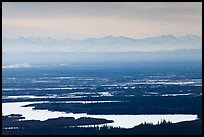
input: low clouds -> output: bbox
[2,2,202,39]
[3,2,201,20]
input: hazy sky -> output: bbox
[2,2,202,39]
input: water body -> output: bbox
[2,101,198,128]
[2,63,202,129]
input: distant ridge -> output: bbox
[3,35,201,53]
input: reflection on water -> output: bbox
[2,102,198,128]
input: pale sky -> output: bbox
[2,2,202,39]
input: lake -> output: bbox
[2,63,202,129]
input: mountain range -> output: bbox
[2,35,201,53]
[2,35,202,65]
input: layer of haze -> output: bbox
[2,2,202,39]
[2,2,202,66]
